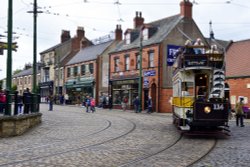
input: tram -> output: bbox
[172,44,230,135]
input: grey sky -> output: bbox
[0,0,250,79]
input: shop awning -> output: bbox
[65,78,94,88]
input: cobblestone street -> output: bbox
[0,104,249,167]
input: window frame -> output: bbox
[148,50,155,68]
[114,58,120,72]
[125,55,130,71]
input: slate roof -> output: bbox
[66,40,113,66]
[110,14,183,53]
[205,38,232,51]
[40,39,71,55]
[13,66,41,78]
[226,39,250,78]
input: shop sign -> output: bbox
[167,44,181,66]
[113,79,138,85]
[144,70,156,77]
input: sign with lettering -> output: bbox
[167,45,181,66]
[143,77,149,87]
[144,70,156,77]
[184,55,208,67]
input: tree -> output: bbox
[13,69,22,75]
[11,84,17,92]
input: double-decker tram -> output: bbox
[172,44,230,135]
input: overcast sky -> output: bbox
[1,0,250,79]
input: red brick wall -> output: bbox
[159,88,173,113]
[227,78,250,107]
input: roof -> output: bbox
[205,38,232,51]
[66,40,113,66]
[110,14,183,53]
[13,66,41,78]
[226,39,250,78]
[40,39,71,55]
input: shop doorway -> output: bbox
[151,83,157,112]
[144,89,149,110]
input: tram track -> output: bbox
[0,115,137,167]
[186,139,217,167]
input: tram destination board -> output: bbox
[184,55,208,67]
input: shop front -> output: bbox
[39,81,53,103]
[65,77,95,104]
[110,78,139,109]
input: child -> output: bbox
[90,98,96,113]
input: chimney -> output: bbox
[115,25,122,41]
[133,11,144,29]
[61,30,71,43]
[77,26,85,39]
[180,0,193,19]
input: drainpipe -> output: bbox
[157,43,161,113]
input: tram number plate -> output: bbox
[213,104,224,110]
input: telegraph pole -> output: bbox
[28,0,42,93]
[5,0,13,115]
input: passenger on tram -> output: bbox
[183,40,195,54]
[194,38,205,54]
[206,44,219,54]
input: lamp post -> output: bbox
[5,0,13,115]
[138,28,143,112]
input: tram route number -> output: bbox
[213,104,224,110]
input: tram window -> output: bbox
[181,82,194,96]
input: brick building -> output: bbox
[64,25,122,105]
[226,39,250,108]
[39,27,92,102]
[109,0,209,112]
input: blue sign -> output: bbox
[167,45,181,66]
[143,77,149,87]
[144,70,156,77]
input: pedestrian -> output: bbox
[102,95,107,109]
[85,96,91,113]
[90,98,96,113]
[64,93,69,105]
[147,96,153,114]
[0,88,6,114]
[133,96,140,113]
[108,95,113,110]
[122,96,128,111]
[17,94,23,114]
[48,93,54,111]
[235,97,245,127]
[23,88,31,114]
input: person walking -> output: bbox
[48,93,54,111]
[133,96,140,113]
[23,88,31,114]
[122,96,128,111]
[90,98,96,113]
[235,97,245,127]
[85,96,91,113]
[147,96,153,114]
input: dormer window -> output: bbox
[125,33,131,45]
[142,28,149,40]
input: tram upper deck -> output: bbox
[173,45,224,71]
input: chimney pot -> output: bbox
[133,11,144,28]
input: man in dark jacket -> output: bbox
[133,96,140,113]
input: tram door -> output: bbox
[195,74,208,99]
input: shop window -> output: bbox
[89,63,94,74]
[142,28,149,40]
[148,50,154,67]
[81,64,86,75]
